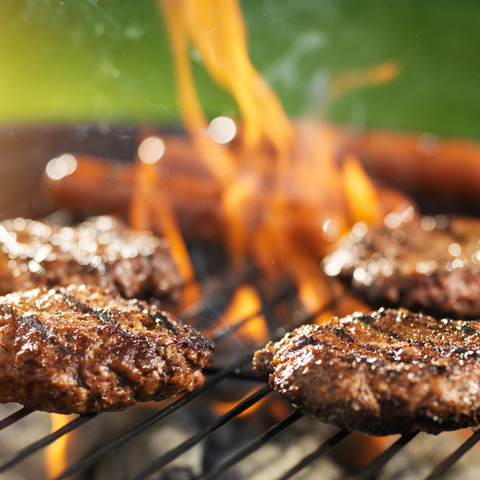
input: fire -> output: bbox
[212,386,269,419]
[329,60,399,99]
[210,284,269,344]
[124,0,404,316]
[131,133,201,309]
[338,432,399,473]
[43,0,406,317]
[158,0,293,156]
[45,413,74,479]
[342,153,384,225]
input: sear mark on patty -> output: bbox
[132,300,179,334]
[253,308,480,436]
[461,324,478,336]
[332,327,355,343]
[61,291,119,326]
[17,314,57,340]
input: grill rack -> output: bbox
[1,283,480,480]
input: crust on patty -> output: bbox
[254,308,480,436]
[322,216,480,319]
[0,284,215,413]
[0,216,182,301]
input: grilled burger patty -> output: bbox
[0,216,181,300]
[0,284,215,413]
[254,308,480,435]
[323,215,480,319]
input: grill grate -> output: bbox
[0,407,32,432]
[348,432,418,480]
[276,429,351,480]
[1,284,480,480]
[132,384,274,480]
[423,428,480,480]
[0,413,97,474]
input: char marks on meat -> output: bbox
[0,284,215,413]
[0,216,181,301]
[323,215,480,319]
[254,308,480,435]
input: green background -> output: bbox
[0,0,479,138]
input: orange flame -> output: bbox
[212,387,268,418]
[130,134,201,308]
[213,284,269,344]
[128,0,406,317]
[329,60,400,99]
[156,0,298,272]
[343,153,384,225]
[158,0,293,158]
[45,413,74,480]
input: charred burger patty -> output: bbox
[254,308,480,436]
[0,215,182,301]
[0,284,215,413]
[323,216,480,319]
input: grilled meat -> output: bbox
[0,284,215,413]
[323,215,480,319]
[0,216,181,301]
[254,308,480,436]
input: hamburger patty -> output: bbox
[254,308,480,436]
[323,215,480,319]
[0,284,215,413]
[0,216,181,301]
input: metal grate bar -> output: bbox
[0,413,97,474]
[196,410,304,480]
[348,432,419,480]
[212,291,336,346]
[210,281,299,343]
[211,294,336,352]
[181,285,244,326]
[211,297,296,344]
[180,271,291,328]
[53,350,259,480]
[203,365,266,382]
[254,277,290,337]
[0,407,32,432]
[132,384,272,480]
[274,429,351,480]
[423,428,480,480]
[212,310,265,343]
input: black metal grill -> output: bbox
[1,279,480,480]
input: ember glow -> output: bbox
[212,386,267,419]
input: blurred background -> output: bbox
[1,0,479,138]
